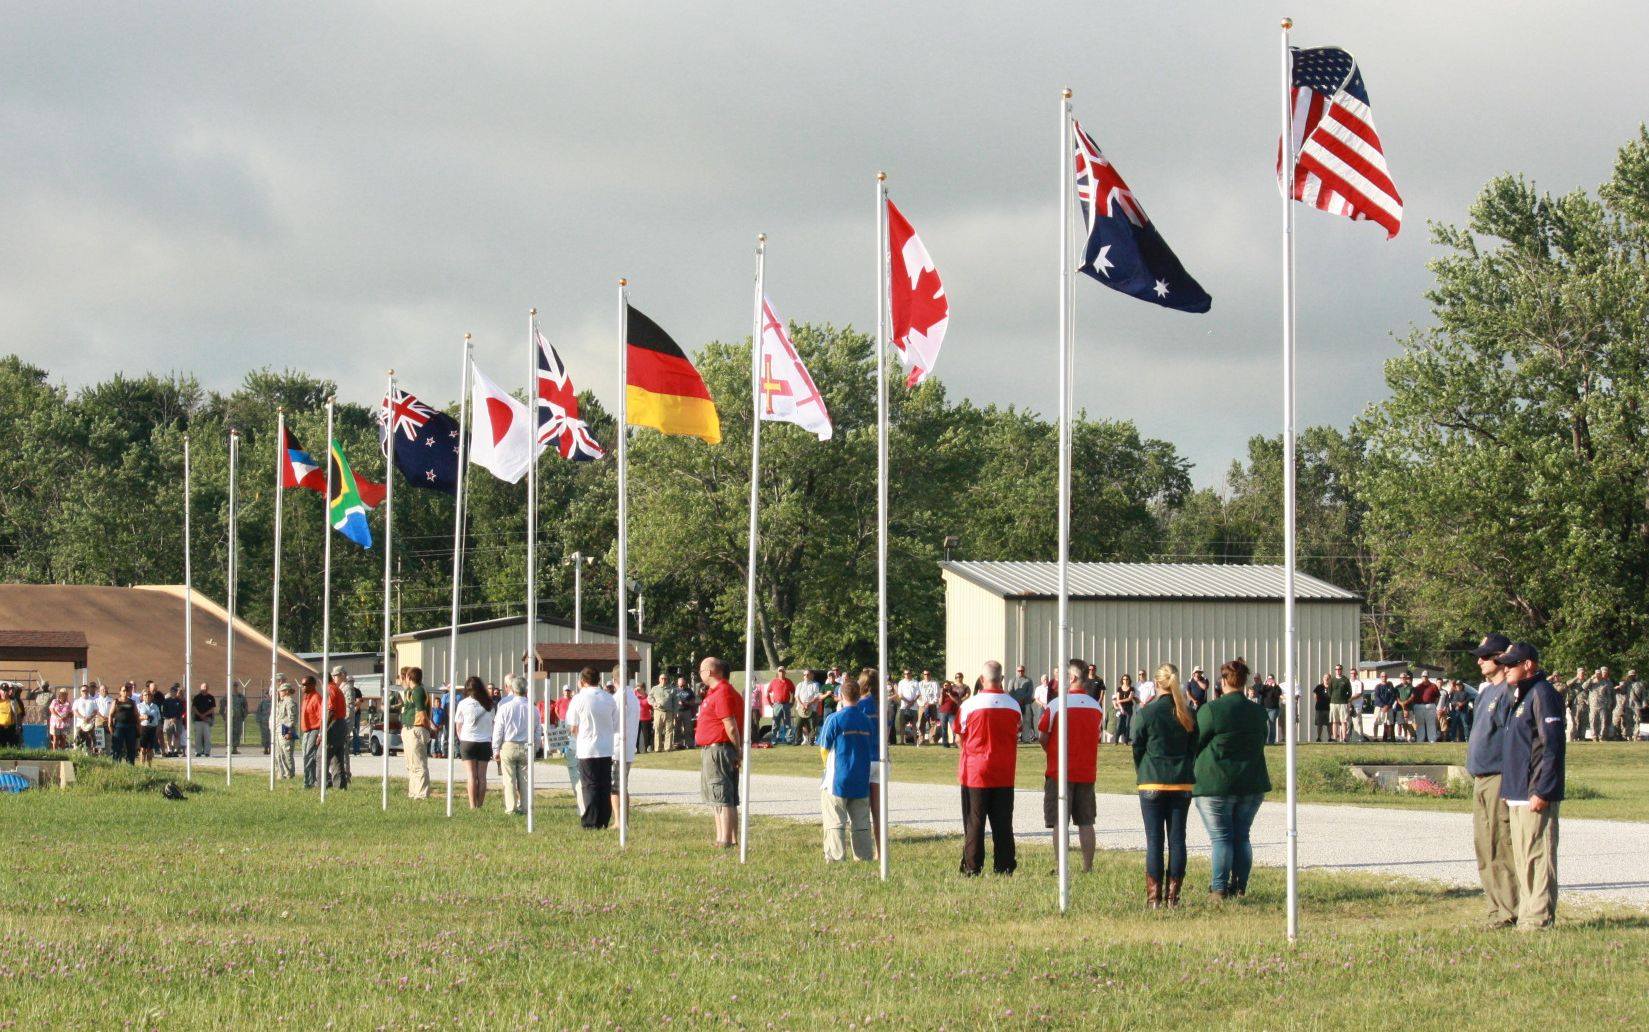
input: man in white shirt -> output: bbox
[895,672,920,744]
[491,675,540,816]
[563,666,618,829]
[609,669,642,821]
[1135,669,1157,707]
[795,671,823,745]
[72,685,99,752]
[917,670,941,744]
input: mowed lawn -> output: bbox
[638,741,1649,822]
[4,774,1647,1030]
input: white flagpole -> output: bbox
[616,280,631,848]
[875,171,890,881]
[525,312,539,834]
[270,411,284,791]
[1056,87,1074,914]
[183,433,194,782]
[381,371,396,812]
[739,234,766,864]
[226,428,239,785]
[320,398,335,803]
[447,335,473,817]
[1280,15,1301,943]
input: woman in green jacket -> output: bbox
[1131,663,1197,908]
[1192,657,1272,900]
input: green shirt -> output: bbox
[1328,676,1352,705]
[400,684,428,726]
[1192,692,1272,798]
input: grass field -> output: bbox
[4,764,1647,1030]
[636,741,1649,822]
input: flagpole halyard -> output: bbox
[740,234,765,864]
[226,428,239,786]
[270,411,284,791]
[446,337,473,818]
[616,280,631,849]
[381,371,396,812]
[1056,87,1073,915]
[1280,15,1301,944]
[321,398,335,804]
[875,171,890,881]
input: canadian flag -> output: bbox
[886,197,949,387]
[757,296,832,441]
[468,361,532,484]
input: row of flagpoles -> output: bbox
[174,22,1396,940]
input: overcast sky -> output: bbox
[5,2,1647,484]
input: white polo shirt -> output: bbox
[612,687,641,763]
[564,686,617,759]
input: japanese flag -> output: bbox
[468,361,532,483]
[756,296,832,441]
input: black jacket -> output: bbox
[1499,671,1565,804]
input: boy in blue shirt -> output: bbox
[818,677,876,862]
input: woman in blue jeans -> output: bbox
[1192,657,1273,900]
[1130,664,1197,908]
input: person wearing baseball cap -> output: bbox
[1495,641,1566,930]
[1465,632,1517,927]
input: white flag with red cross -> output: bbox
[756,296,832,441]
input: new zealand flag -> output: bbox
[379,387,461,494]
[1072,118,1211,314]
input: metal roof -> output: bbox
[940,561,1359,602]
[393,613,656,644]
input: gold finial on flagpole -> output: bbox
[530,307,536,316]
[387,368,395,376]
[1062,87,1072,99]
[876,171,886,182]
[464,333,472,342]
[1282,17,1293,29]
[618,277,628,286]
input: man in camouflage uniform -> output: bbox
[1587,666,1616,742]
[1615,669,1642,742]
[1565,668,1589,742]
[648,674,676,752]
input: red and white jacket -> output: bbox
[958,686,1021,788]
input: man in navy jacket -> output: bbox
[1496,642,1566,931]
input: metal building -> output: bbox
[392,615,655,690]
[941,561,1360,687]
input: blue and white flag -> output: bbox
[378,387,461,494]
[1073,118,1211,314]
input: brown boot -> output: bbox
[1145,875,1162,909]
[1165,877,1183,908]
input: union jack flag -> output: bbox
[535,323,604,461]
[1282,45,1403,238]
[381,388,435,442]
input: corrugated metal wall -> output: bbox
[943,572,1008,682]
[394,622,653,691]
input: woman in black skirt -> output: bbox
[453,676,495,809]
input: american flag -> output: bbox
[535,323,604,461]
[1283,46,1402,238]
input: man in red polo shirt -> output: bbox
[696,656,744,848]
[1040,657,1104,872]
[766,666,796,745]
[958,660,1022,875]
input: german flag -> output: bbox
[625,304,721,444]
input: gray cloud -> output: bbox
[4,1,1646,484]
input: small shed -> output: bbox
[393,614,654,690]
[0,629,89,692]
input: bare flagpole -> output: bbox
[739,234,766,864]
[320,398,335,803]
[525,312,539,834]
[446,335,474,817]
[875,171,891,881]
[1056,87,1074,914]
[1280,15,1301,943]
[616,280,631,848]
[381,371,396,812]
[226,428,239,786]
[269,411,284,791]
[183,433,194,782]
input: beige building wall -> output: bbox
[394,619,653,691]
[943,572,1008,683]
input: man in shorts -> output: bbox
[695,657,744,849]
[1039,657,1104,872]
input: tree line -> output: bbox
[5,128,1648,678]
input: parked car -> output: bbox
[367,688,405,756]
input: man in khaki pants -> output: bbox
[401,666,432,800]
[1496,642,1566,931]
[649,675,675,753]
[493,675,537,816]
[1464,633,1517,928]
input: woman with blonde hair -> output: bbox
[1131,663,1197,908]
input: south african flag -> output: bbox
[328,440,373,549]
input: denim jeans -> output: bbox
[770,702,793,744]
[1195,793,1265,894]
[1264,708,1280,745]
[1138,790,1191,880]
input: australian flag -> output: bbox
[379,387,461,494]
[1072,118,1211,313]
